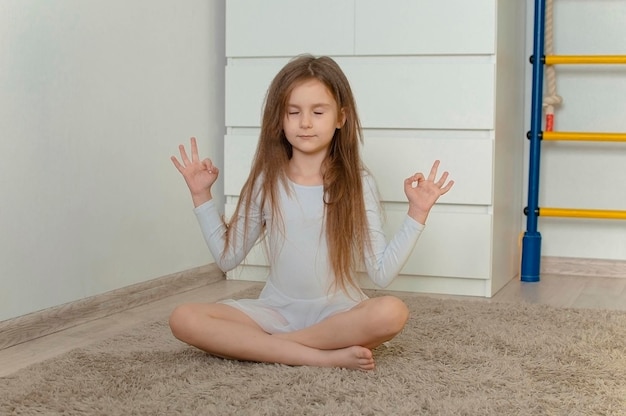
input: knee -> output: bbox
[371,296,409,337]
[168,304,194,341]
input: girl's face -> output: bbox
[283,78,345,159]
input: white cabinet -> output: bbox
[224,0,526,297]
[354,0,496,55]
[225,0,354,57]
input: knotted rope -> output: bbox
[542,0,562,131]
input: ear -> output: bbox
[337,108,347,129]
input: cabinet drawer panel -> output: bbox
[362,136,492,205]
[224,135,256,196]
[355,0,496,55]
[383,208,492,279]
[223,203,493,280]
[225,61,285,127]
[225,135,493,206]
[226,0,354,57]
[226,60,495,130]
[341,61,495,129]
[224,135,493,205]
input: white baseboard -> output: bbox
[541,256,626,279]
[0,264,224,350]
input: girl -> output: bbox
[170,55,453,371]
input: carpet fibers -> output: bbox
[1,287,625,415]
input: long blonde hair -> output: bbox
[225,55,370,295]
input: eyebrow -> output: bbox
[286,103,333,108]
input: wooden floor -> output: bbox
[1,273,625,378]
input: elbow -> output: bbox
[207,245,240,272]
[211,250,247,273]
[376,280,393,289]
[370,274,396,289]
[214,258,237,273]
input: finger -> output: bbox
[179,144,191,165]
[171,156,184,172]
[191,137,199,162]
[407,173,425,188]
[439,180,455,195]
[427,160,441,181]
[435,171,449,187]
[203,159,218,174]
[410,172,425,182]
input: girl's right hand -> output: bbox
[171,137,219,207]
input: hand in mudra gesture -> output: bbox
[403,160,454,225]
[171,137,219,207]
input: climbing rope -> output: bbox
[542,0,562,132]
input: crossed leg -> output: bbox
[274,296,409,350]
[168,295,408,371]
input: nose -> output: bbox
[300,113,312,129]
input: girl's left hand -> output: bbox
[404,160,454,225]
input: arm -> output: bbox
[171,137,263,271]
[363,161,454,288]
[362,174,423,288]
[193,197,263,272]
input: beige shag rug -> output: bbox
[1,287,625,416]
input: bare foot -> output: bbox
[319,346,375,371]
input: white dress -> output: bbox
[194,173,424,334]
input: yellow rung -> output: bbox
[543,131,626,142]
[545,55,626,65]
[540,208,626,220]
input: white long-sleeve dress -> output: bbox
[194,173,424,334]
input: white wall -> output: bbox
[523,1,626,260]
[0,0,225,321]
